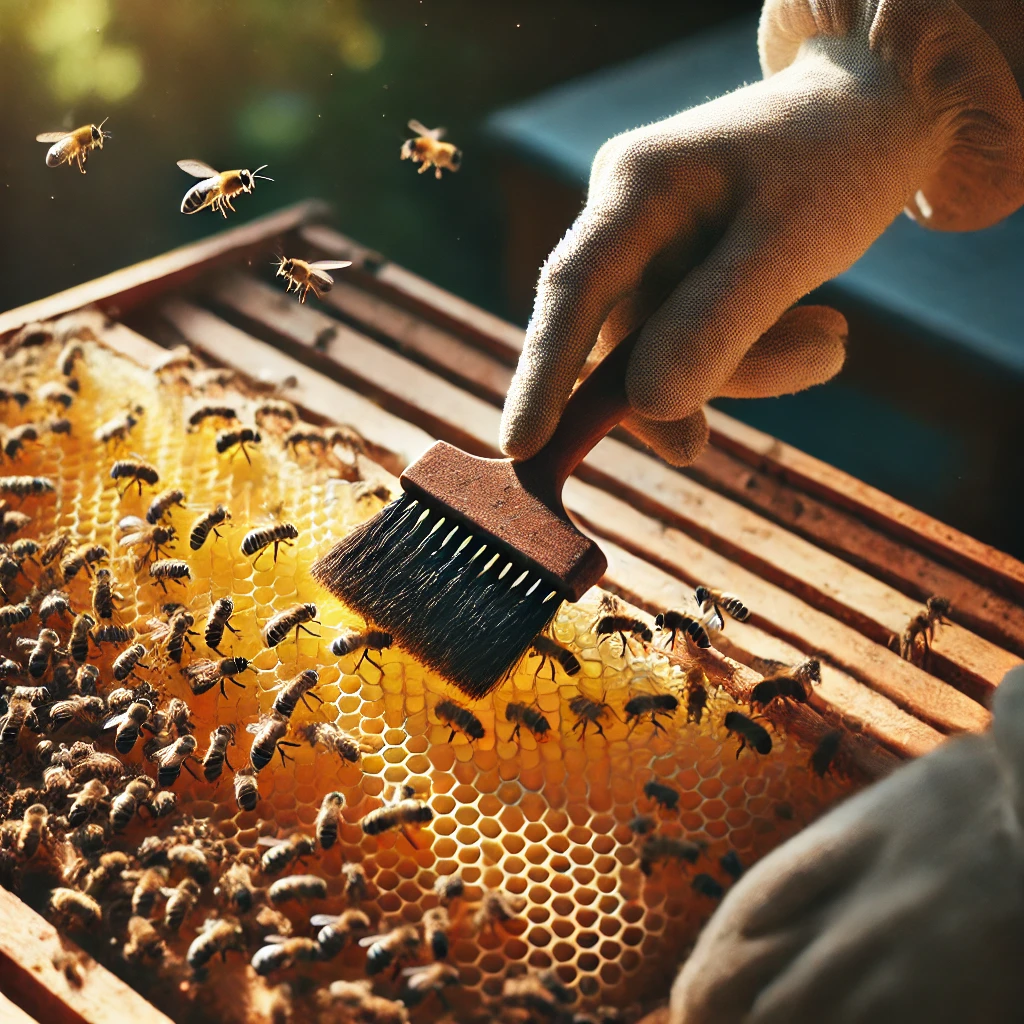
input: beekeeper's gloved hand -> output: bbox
[500,0,1024,466]
[671,665,1024,1024]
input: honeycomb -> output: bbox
[0,325,853,1023]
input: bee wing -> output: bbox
[400,965,430,977]
[308,261,353,271]
[15,638,36,650]
[152,744,179,766]
[117,515,147,533]
[177,159,219,178]
[309,914,340,927]
[357,934,385,947]
[103,711,129,730]
[407,119,445,139]
[36,131,70,142]
[118,532,147,548]
[245,721,261,735]
[261,934,290,944]
[257,836,287,848]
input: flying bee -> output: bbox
[36,120,110,172]
[90,623,134,648]
[112,643,150,681]
[94,406,143,446]
[274,256,353,303]
[750,658,821,710]
[314,791,344,850]
[262,602,319,648]
[216,427,261,464]
[240,522,298,565]
[639,836,702,877]
[247,714,299,771]
[643,780,680,811]
[58,339,84,376]
[897,595,951,665]
[311,908,370,960]
[267,873,328,906]
[724,711,773,758]
[149,559,191,592]
[0,476,54,498]
[110,777,153,830]
[595,614,653,655]
[0,598,32,629]
[110,459,159,497]
[103,699,153,754]
[330,627,392,672]
[38,589,71,624]
[568,694,611,739]
[694,585,750,622]
[505,702,550,742]
[187,405,238,431]
[422,906,450,960]
[17,803,48,858]
[151,735,198,786]
[131,867,168,918]
[359,924,421,976]
[685,667,709,725]
[272,668,321,719]
[123,916,167,965]
[811,730,843,777]
[251,936,321,977]
[204,597,239,653]
[215,861,257,912]
[623,693,679,735]
[400,119,462,178]
[473,889,526,935]
[117,516,175,566]
[187,916,246,972]
[184,656,253,697]
[189,504,230,550]
[149,607,198,663]
[258,833,316,876]
[146,487,186,524]
[435,698,484,742]
[147,790,177,818]
[90,567,118,620]
[527,634,581,680]
[18,627,60,678]
[202,724,236,782]
[50,888,102,929]
[233,767,259,812]
[177,159,273,217]
[361,784,433,846]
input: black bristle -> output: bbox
[312,494,562,698]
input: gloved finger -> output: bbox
[626,214,817,421]
[624,409,709,467]
[500,203,657,460]
[718,305,848,399]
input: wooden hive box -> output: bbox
[0,201,1021,1022]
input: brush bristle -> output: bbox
[312,493,563,698]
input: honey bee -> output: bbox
[18,628,60,678]
[110,778,153,832]
[361,784,433,843]
[897,596,951,665]
[37,589,71,624]
[359,924,421,976]
[215,860,258,911]
[151,734,198,786]
[110,459,159,497]
[149,607,197,663]
[178,159,273,217]
[639,836,702,876]
[202,724,236,782]
[112,643,150,681]
[654,606,719,650]
[81,851,130,898]
[17,803,48,858]
[203,597,239,653]
[94,407,143,446]
[628,815,656,836]
[503,972,574,1016]
[3,423,39,460]
[422,906,450,960]
[568,694,611,739]
[50,888,102,928]
[322,981,407,1021]
[9,532,38,556]
[132,866,168,917]
[67,779,108,827]
[251,936,321,976]
[167,843,211,884]
[811,729,842,777]
[433,874,464,905]
[149,559,192,592]
[330,627,392,672]
[402,963,460,1005]
[90,623,135,648]
[527,634,581,680]
[685,667,709,725]
[694,585,750,622]
[187,406,238,431]
[124,915,167,964]
[216,427,261,464]
[643,780,680,811]
[595,614,653,654]
[69,823,105,856]
[39,533,69,567]
[749,658,821,710]
[61,544,106,583]
[58,339,84,376]
[720,850,745,879]
[189,504,230,550]
[45,416,72,436]
[146,487,186,524]
[0,385,30,407]
[240,522,298,565]
[254,399,298,432]
[435,698,484,742]
[67,747,122,783]
[314,791,344,850]
[187,916,246,972]
[623,693,679,734]
[692,873,725,900]
[311,908,370,960]
[262,603,319,649]
[247,714,298,771]
[473,889,525,935]
[401,119,462,178]
[184,656,253,697]
[89,567,117,620]
[104,699,153,754]
[36,120,110,172]
[149,344,196,377]
[724,711,773,758]
[0,476,55,498]
[267,873,328,905]
[147,790,177,818]
[271,668,321,719]
[258,833,315,876]
[274,256,353,303]
[117,516,176,566]
[0,598,33,629]
[38,381,76,409]
[505,702,550,742]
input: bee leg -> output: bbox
[400,827,419,851]
[240,442,252,465]
[418,162,430,174]
[223,751,234,773]
[548,660,556,682]
[510,723,520,741]
[276,741,300,766]
[296,623,320,639]
[182,758,200,781]
[225,623,241,636]
[447,728,456,743]
[435,167,443,180]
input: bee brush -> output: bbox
[312,330,644,699]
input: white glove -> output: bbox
[671,666,1024,1024]
[500,0,1024,466]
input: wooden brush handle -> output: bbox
[514,329,639,498]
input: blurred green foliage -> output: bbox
[0,0,754,319]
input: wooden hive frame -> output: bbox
[1,200,1021,1021]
